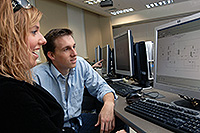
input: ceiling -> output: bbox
[59,0,189,17]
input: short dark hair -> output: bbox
[43,28,73,63]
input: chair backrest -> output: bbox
[82,88,103,113]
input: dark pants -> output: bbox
[79,113,129,133]
[62,113,129,133]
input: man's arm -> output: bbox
[95,92,115,133]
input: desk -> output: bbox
[114,88,182,133]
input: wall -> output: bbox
[84,11,102,62]
[100,16,114,48]
[67,5,88,58]
[36,0,68,35]
[35,0,68,62]
[35,0,113,63]
[112,0,200,44]
[84,11,113,62]
[113,19,176,43]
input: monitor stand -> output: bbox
[173,99,200,111]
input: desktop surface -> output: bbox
[114,88,196,133]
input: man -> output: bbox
[32,28,129,133]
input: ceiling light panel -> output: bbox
[84,0,102,5]
[110,8,134,16]
[146,0,174,9]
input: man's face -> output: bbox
[49,35,77,75]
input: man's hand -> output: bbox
[95,93,115,133]
[92,59,103,68]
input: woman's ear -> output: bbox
[47,51,55,61]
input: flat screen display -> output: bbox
[154,12,200,100]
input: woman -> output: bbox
[0,0,64,132]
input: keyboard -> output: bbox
[125,98,200,132]
[107,81,141,97]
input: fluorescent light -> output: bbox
[146,0,174,9]
[110,7,134,16]
[129,8,134,11]
[110,12,116,15]
[150,3,154,7]
[119,10,123,13]
[159,1,163,6]
[84,0,102,5]
[146,5,151,8]
[154,3,159,6]
[88,1,94,5]
[163,1,167,5]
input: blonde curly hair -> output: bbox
[0,0,42,84]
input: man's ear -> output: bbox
[47,51,55,61]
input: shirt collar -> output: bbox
[50,63,75,79]
[50,63,65,79]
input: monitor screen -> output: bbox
[154,12,200,100]
[102,45,111,75]
[114,30,134,77]
[95,45,101,62]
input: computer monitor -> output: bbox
[102,45,111,75]
[154,12,200,101]
[95,45,101,62]
[113,30,135,77]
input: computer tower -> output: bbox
[134,41,154,87]
[145,41,154,81]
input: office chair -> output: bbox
[82,88,103,113]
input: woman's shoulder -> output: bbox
[0,75,37,94]
[0,75,31,102]
[0,75,26,88]
[0,75,60,106]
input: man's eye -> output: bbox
[73,45,76,49]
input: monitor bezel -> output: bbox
[113,30,134,77]
[102,44,111,75]
[95,47,98,62]
[95,45,102,63]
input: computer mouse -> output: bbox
[126,92,141,99]
[126,92,142,104]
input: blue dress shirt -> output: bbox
[32,56,117,128]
